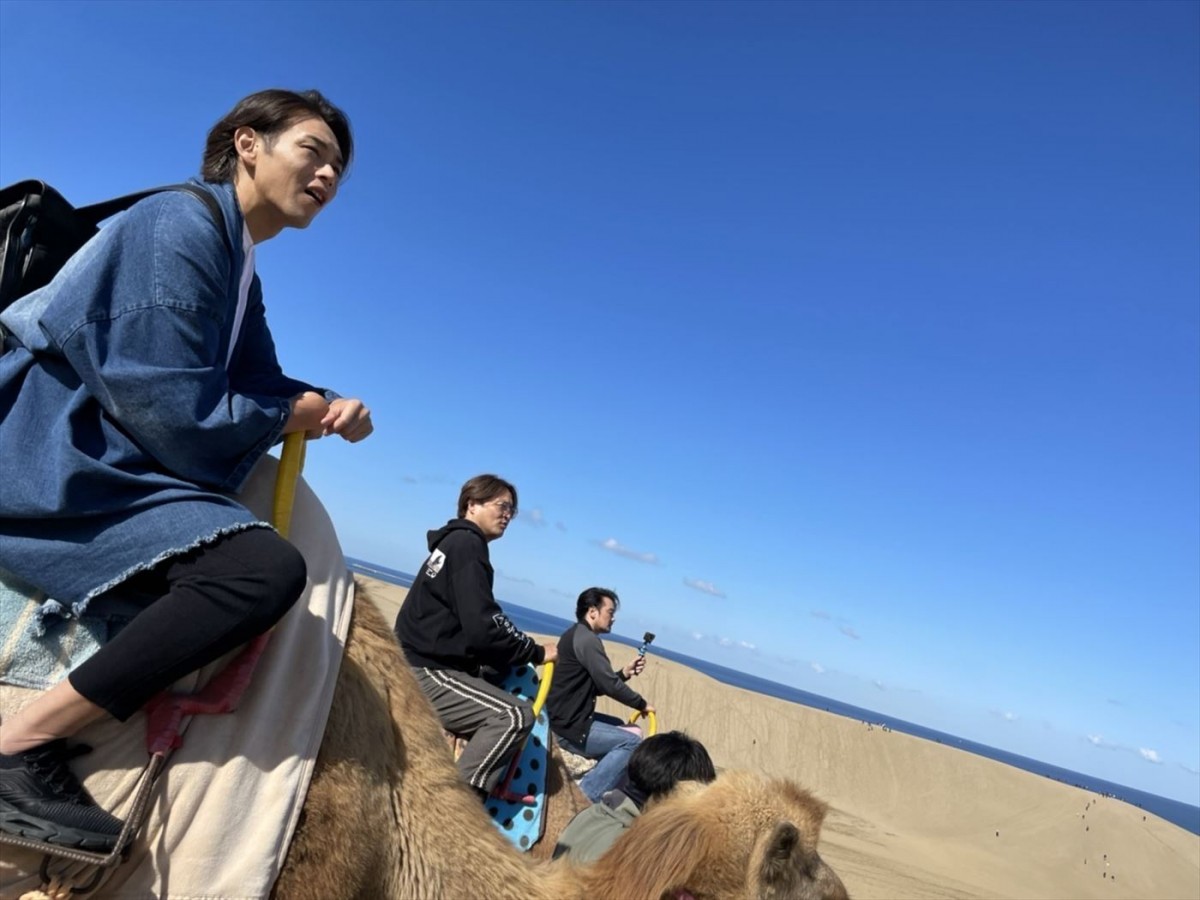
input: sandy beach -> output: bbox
[361,575,1199,900]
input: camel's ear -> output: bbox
[759,821,801,891]
[757,821,850,900]
[584,801,718,900]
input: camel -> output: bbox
[272,578,849,900]
[3,449,845,897]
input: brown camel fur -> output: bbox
[599,773,850,900]
[273,579,848,900]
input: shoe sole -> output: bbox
[0,804,118,853]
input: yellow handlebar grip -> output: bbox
[628,708,658,736]
[273,433,307,538]
[531,660,555,718]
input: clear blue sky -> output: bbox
[2,0,1196,806]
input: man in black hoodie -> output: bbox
[393,474,557,798]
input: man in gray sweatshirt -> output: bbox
[552,731,715,862]
[545,587,656,802]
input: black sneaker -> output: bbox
[0,739,124,851]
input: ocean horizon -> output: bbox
[347,557,1200,837]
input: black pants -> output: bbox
[68,527,307,721]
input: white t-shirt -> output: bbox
[226,221,255,367]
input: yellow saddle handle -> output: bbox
[272,433,307,537]
[629,708,658,736]
[531,661,555,718]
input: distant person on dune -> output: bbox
[545,587,656,802]
[393,474,558,800]
[0,88,371,851]
[553,730,715,862]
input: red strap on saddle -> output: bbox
[143,632,272,755]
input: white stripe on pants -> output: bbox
[415,667,534,791]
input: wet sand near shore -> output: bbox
[359,574,1200,900]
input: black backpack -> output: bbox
[0,180,229,315]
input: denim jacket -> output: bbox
[0,180,324,617]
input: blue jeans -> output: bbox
[558,714,642,802]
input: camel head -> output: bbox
[580,770,849,900]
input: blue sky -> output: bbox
[2,0,1196,806]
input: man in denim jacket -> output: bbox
[0,89,372,851]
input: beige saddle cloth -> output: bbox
[0,455,354,900]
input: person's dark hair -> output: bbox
[457,474,518,518]
[201,88,354,183]
[626,731,716,802]
[575,587,619,622]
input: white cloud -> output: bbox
[872,680,886,691]
[594,538,660,564]
[811,662,825,675]
[522,508,547,527]
[683,577,726,598]
[1139,748,1162,764]
[839,625,860,640]
[1087,734,1123,752]
[555,521,568,532]
[1180,762,1200,776]
[811,610,831,620]
[1004,711,1018,722]
[686,630,756,653]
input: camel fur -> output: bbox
[273,578,848,900]
[596,773,850,900]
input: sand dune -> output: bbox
[362,575,1200,900]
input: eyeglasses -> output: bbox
[490,500,517,518]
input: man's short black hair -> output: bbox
[575,586,619,622]
[202,88,354,183]
[627,731,715,801]
[457,473,518,518]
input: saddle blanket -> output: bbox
[0,454,354,899]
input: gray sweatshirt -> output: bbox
[545,622,646,745]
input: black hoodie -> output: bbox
[393,518,544,674]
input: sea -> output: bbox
[347,557,1200,837]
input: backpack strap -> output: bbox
[76,184,231,254]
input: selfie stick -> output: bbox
[638,632,655,657]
